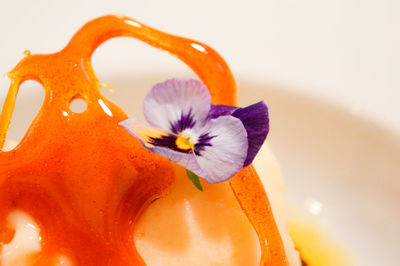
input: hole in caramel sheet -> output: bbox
[69,96,87,114]
[92,38,196,118]
[2,80,44,151]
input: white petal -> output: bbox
[120,118,205,175]
[150,147,204,175]
[119,117,166,148]
[195,116,248,184]
[143,79,211,133]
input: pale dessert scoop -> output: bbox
[135,143,301,266]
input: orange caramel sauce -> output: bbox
[0,15,287,265]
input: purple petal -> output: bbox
[208,104,237,119]
[143,78,211,133]
[232,101,269,166]
[209,102,269,167]
[195,115,248,184]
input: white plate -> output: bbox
[3,74,399,265]
[237,80,400,266]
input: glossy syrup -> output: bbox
[0,15,287,265]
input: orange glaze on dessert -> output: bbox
[0,15,288,265]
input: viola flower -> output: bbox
[119,78,269,187]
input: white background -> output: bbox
[0,0,399,133]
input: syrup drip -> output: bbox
[0,15,287,265]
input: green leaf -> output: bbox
[186,170,203,192]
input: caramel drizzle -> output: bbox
[0,15,287,265]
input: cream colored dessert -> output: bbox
[135,143,300,266]
[2,140,300,265]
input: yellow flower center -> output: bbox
[175,131,196,151]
